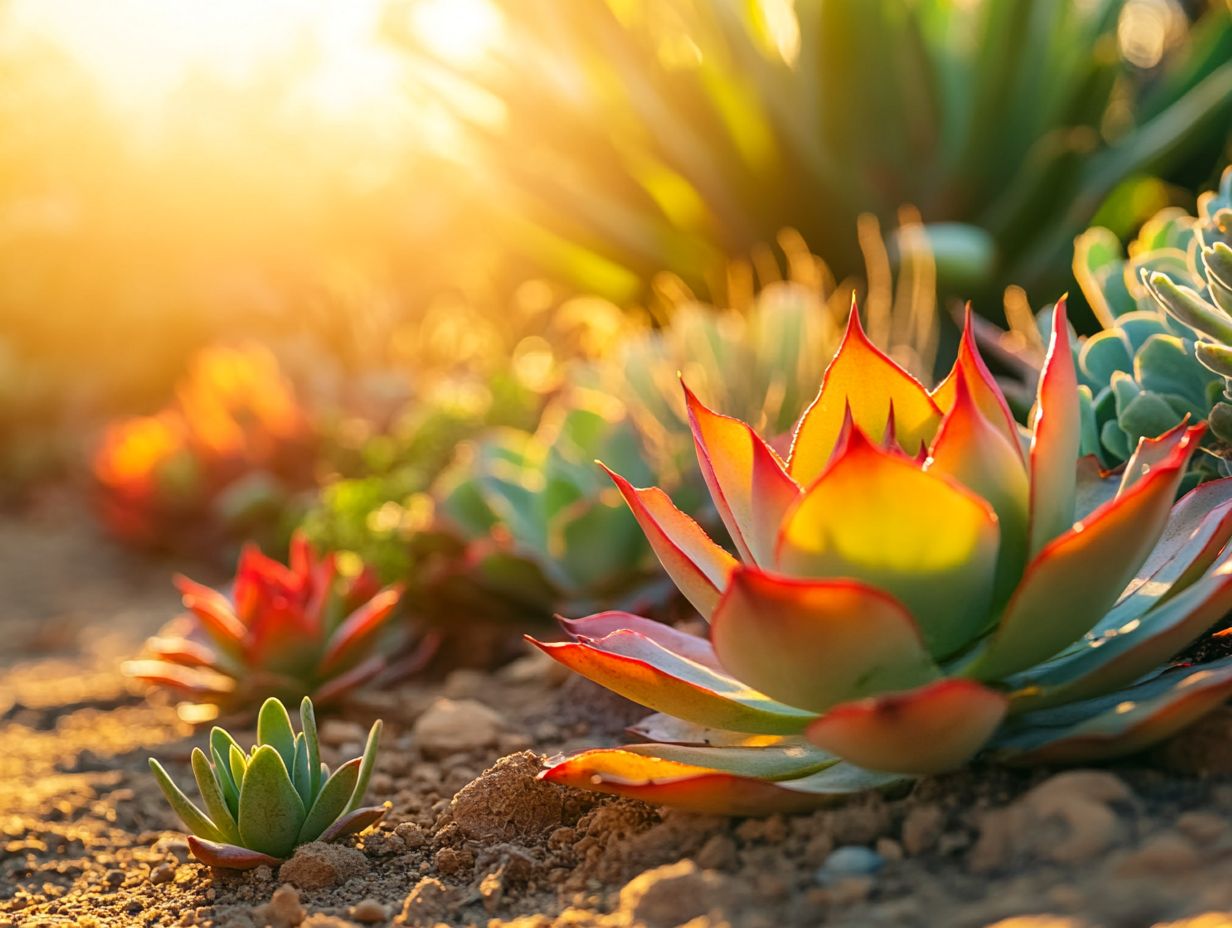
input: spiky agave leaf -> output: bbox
[531,299,1232,814]
[124,534,417,716]
[149,697,387,869]
[391,0,1232,306]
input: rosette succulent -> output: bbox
[532,302,1232,814]
[124,533,422,717]
[1144,166,1232,452]
[149,697,386,868]
[433,389,671,617]
[93,342,318,556]
[992,167,1232,480]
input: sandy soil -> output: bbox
[3,495,1232,928]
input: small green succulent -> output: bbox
[995,168,1232,484]
[1144,167,1232,455]
[149,697,386,869]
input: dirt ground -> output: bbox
[3,495,1232,928]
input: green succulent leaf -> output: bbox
[291,733,313,809]
[257,697,298,772]
[238,745,305,860]
[344,720,382,816]
[1148,273,1232,343]
[190,748,240,845]
[212,745,239,818]
[228,744,247,788]
[149,759,225,843]
[296,757,361,844]
[299,697,322,799]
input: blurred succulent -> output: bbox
[396,0,1232,305]
[531,302,1232,814]
[585,221,941,482]
[124,533,425,718]
[149,697,385,868]
[990,166,1232,480]
[93,342,319,556]
[1144,167,1232,453]
[433,389,675,618]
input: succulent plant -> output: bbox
[586,220,942,478]
[399,0,1232,306]
[432,389,674,618]
[149,697,386,868]
[991,167,1232,480]
[124,532,423,718]
[1143,166,1232,454]
[93,342,319,556]
[531,301,1232,814]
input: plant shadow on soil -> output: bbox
[3,496,1232,928]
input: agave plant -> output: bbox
[397,0,1232,305]
[124,532,424,718]
[530,301,1232,814]
[93,342,318,556]
[150,697,386,868]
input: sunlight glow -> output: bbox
[408,0,502,66]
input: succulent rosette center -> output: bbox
[531,300,1232,814]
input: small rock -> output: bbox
[400,877,457,924]
[149,863,176,885]
[1176,810,1226,845]
[258,884,305,928]
[349,898,388,923]
[618,860,732,928]
[1113,832,1201,876]
[279,843,368,890]
[875,837,903,862]
[901,804,944,856]
[318,719,366,747]
[433,846,475,878]
[815,846,884,884]
[695,834,738,870]
[395,822,428,849]
[442,669,489,699]
[970,770,1132,871]
[412,698,505,758]
[821,876,874,906]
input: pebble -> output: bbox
[1176,811,1226,845]
[412,698,506,758]
[259,883,305,927]
[317,719,366,747]
[349,898,388,923]
[617,860,732,928]
[901,804,944,855]
[815,846,884,884]
[1113,832,1201,876]
[394,822,428,849]
[970,770,1132,871]
[149,863,176,885]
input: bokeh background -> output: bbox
[2,0,1231,495]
